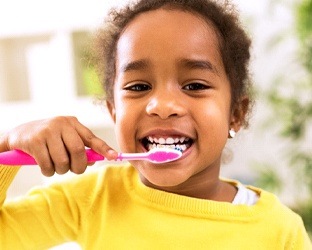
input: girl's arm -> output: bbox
[0,165,20,205]
[0,164,95,249]
[0,116,118,176]
[0,116,116,248]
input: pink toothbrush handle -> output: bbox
[0,150,37,165]
[85,149,106,161]
[0,148,181,165]
[0,149,106,165]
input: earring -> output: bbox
[229,129,236,139]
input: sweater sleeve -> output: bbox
[0,165,93,249]
[0,165,21,205]
[291,216,312,250]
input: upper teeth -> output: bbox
[148,136,189,144]
[146,136,191,152]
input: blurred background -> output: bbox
[0,0,311,248]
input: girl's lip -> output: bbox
[176,143,192,161]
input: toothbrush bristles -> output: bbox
[174,148,183,153]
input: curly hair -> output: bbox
[94,0,253,127]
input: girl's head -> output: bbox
[95,0,253,127]
[93,0,253,190]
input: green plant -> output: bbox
[255,0,312,235]
[81,48,103,97]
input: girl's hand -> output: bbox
[0,116,118,176]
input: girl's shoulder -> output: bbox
[224,178,305,225]
[245,184,306,229]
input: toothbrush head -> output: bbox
[147,148,183,163]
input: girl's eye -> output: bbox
[183,82,210,91]
[124,83,151,92]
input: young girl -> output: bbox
[0,0,311,249]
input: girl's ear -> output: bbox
[229,96,250,132]
[106,100,116,123]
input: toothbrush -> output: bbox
[0,148,182,166]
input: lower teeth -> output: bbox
[147,144,187,152]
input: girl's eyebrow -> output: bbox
[120,59,150,73]
[119,58,219,74]
[178,58,219,74]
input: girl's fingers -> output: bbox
[46,132,72,175]
[31,145,56,177]
[71,118,118,160]
[60,127,88,174]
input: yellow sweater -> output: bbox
[0,164,311,249]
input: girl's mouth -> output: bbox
[141,136,193,153]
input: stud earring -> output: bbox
[229,129,236,139]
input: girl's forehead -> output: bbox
[116,8,224,75]
[120,8,218,39]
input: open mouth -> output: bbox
[141,136,193,153]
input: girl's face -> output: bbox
[108,8,236,191]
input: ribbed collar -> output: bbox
[124,165,278,221]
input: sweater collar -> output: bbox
[125,165,277,220]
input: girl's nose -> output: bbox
[146,91,186,119]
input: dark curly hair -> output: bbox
[94,0,253,127]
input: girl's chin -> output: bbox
[134,150,194,188]
[139,170,189,189]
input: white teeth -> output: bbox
[157,137,175,145]
[147,143,180,151]
[145,136,192,152]
[177,145,187,151]
[158,138,166,144]
[165,137,175,144]
[147,136,189,144]
[179,137,186,143]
